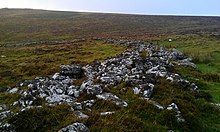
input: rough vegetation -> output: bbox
[0,9,220,131]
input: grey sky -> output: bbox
[0,0,220,16]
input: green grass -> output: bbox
[0,93,21,106]
[0,41,126,87]
[1,9,220,44]
[8,104,78,132]
[147,34,220,103]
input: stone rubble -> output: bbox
[1,39,200,131]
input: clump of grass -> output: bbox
[183,49,212,64]
[91,99,122,112]
[0,93,21,106]
[9,104,77,132]
[139,50,149,59]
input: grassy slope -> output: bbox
[1,9,220,44]
[0,41,125,87]
[1,9,220,131]
[144,34,220,103]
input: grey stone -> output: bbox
[58,122,89,132]
[73,111,89,119]
[167,103,185,123]
[96,92,128,107]
[46,95,74,105]
[60,64,83,78]
[0,111,13,120]
[8,88,19,94]
[176,58,197,68]
[0,105,7,111]
[100,111,115,115]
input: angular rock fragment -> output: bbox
[60,64,84,78]
[167,103,185,123]
[59,122,89,132]
[176,58,197,68]
[96,92,128,107]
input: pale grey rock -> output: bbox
[133,87,141,94]
[0,105,7,111]
[8,88,19,94]
[73,111,89,119]
[58,122,89,132]
[176,58,196,68]
[100,111,115,115]
[46,95,74,105]
[96,93,128,107]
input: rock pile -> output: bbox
[0,39,199,131]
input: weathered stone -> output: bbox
[176,58,196,68]
[0,105,7,111]
[80,80,102,95]
[46,95,74,105]
[0,111,13,120]
[73,111,89,119]
[100,111,115,115]
[8,88,19,94]
[58,122,89,132]
[96,92,128,107]
[167,103,185,123]
[60,65,83,78]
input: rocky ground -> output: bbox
[0,39,200,131]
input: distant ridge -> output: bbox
[1,8,220,44]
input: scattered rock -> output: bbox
[73,110,89,119]
[176,58,197,68]
[0,111,13,120]
[0,105,7,111]
[167,103,185,123]
[100,111,115,115]
[8,88,19,94]
[58,122,89,132]
[96,92,128,107]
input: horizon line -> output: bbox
[1,7,220,17]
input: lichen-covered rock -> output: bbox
[60,64,83,78]
[80,80,102,95]
[58,122,89,132]
[176,58,197,68]
[96,92,128,107]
